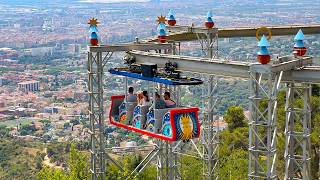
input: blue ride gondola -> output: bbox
[108,61,202,141]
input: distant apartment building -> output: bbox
[66,44,81,55]
[0,77,9,86]
[42,18,54,32]
[18,80,40,92]
[43,106,59,114]
[28,47,53,56]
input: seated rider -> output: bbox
[127,87,137,102]
[142,91,151,106]
[137,91,144,105]
[154,92,166,109]
[164,91,176,108]
[139,90,151,106]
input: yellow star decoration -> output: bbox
[88,18,99,26]
[179,114,193,140]
[157,15,166,24]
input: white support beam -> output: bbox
[147,24,320,42]
[167,26,218,34]
[250,56,313,73]
[128,51,320,83]
[284,68,320,83]
[129,50,250,78]
[167,24,320,37]
[88,43,172,52]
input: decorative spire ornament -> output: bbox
[88,18,99,46]
[157,15,166,24]
[257,35,271,64]
[293,29,307,56]
[157,15,167,43]
[167,9,176,26]
[205,11,215,28]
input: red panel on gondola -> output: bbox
[109,95,200,141]
[169,108,200,141]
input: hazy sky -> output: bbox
[79,0,149,3]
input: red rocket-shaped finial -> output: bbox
[205,11,214,28]
[167,9,176,26]
[257,35,271,64]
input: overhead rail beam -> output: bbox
[129,50,250,78]
[146,24,320,42]
[128,51,320,83]
[258,56,312,73]
[167,26,218,34]
[88,43,172,52]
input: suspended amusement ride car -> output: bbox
[109,55,203,141]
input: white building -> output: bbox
[18,80,39,92]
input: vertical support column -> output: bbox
[202,75,219,180]
[157,140,164,179]
[156,141,177,180]
[156,50,179,180]
[248,64,282,179]
[284,83,311,180]
[173,85,181,180]
[196,28,218,59]
[166,142,175,180]
[125,77,128,102]
[202,29,219,180]
[285,83,295,178]
[88,51,106,180]
[88,52,96,179]
[202,76,220,180]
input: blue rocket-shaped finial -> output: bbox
[89,25,98,33]
[294,29,305,40]
[205,11,214,28]
[157,22,166,31]
[293,29,307,56]
[257,35,271,64]
[157,15,167,43]
[88,18,99,46]
[167,9,176,26]
[158,22,167,43]
[258,35,270,48]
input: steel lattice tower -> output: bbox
[248,64,283,179]
[199,28,220,179]
[284,83,312,180]
[88,51,113,180]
